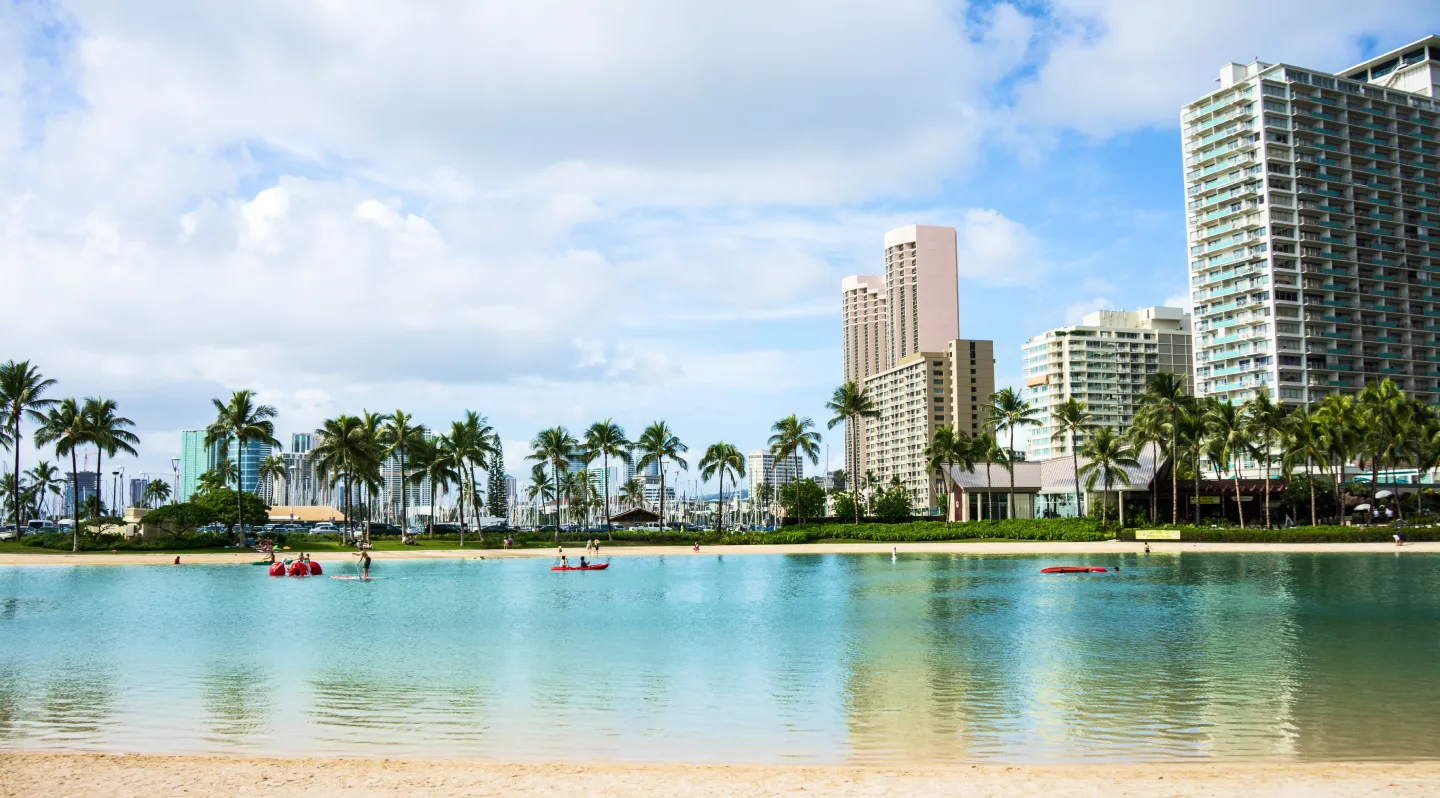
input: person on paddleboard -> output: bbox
[354,549,372,578]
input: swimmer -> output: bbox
[1144,542,1151,554]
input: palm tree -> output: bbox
[1357,379,1409,523]
[407,435,455,536]
[1137,373,1191,524]
[0,361,59,528]
[81,397,140,515]
[143,478,171,508]
[28,461,63,518]
[583,419,631,540]
[310,415,371,543]
[1050,397,1092,519]
[1281,406,1329,526]
[528,426,579,543]
[455,412,499,540]
[206,390,280,543]
[557,469,583,529]
[768,415,822,524]
[527,463,556,525]
[988,387,1040,521]
[1177,401,1211,525]
[196,467,231,494]
[33,399,89,550]
[635,421,687,533]
[1242,388,1287,529]
[698,441,745,533]
[257,454,287,505]
[619,477,643,510]
[380,411,427,533]
[969,432,1005,520]
[825,382,880,524]
[1317,394,1362,524]
[924,426,973,527]
[1204,399,1253,529]
[1077,427,1139,527]
[1411,420,1440,518]
[1126,411,1164,526]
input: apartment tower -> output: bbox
[842,225,993,511]
[1184,37,1440,408]
[1023,307,1193,459]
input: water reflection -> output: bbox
[1,554,1438,763]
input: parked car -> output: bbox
[26,519,57,533]
[310,522,339,534]
[428,523,464,535]
[0,524,17,541]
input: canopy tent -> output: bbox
[609,507,660,525]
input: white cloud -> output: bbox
[1064,297,1114,324]
[956,208,1046,286]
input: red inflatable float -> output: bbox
[288,561,309,577]
[268,562,285,577]
[307,561,322,575]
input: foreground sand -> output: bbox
[0,539,1435,565]
[2,754,1437,797]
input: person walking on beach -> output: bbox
[592,539,600,558]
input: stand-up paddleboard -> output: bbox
[331,575,382,580]
[1040,566,1108,574]
[551,563,609,571]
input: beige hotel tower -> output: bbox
[842,225,996,511]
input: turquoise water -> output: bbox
[2,552,1439,764]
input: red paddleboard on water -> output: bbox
[1041,566,1108,574]
[551,563,610,571]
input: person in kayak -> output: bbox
[579,556,589,568]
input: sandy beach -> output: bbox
[2,753,1437,797]
[0,539,1435,565]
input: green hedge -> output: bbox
[721,519,1110,544]
[1117,525,1439,543]
[20,531,230,551]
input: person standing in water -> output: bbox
[354,549,372,578]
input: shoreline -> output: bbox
[2,753,1438,797]
[0,539,1435,565]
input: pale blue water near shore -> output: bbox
[2,552,1439,764]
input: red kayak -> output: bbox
[1041,566,1108,574]
[551,563,610,571]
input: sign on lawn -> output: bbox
[1136,529,1182,540]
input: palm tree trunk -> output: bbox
[96,448,104,516]
[1072,448,1081,520]
[70,448,80,552]
[1170,414,1178,525]
[1007,428,1016,521]
[1369,456,1379,526]
[851,413,861,525]
[1193,453,1201,526]
[399,451,407,540]
[553,463,562,544]
[1333,458,1345,525]
[471,465,484,544]
[1233,460,1245,529]
[1308,455,1317,527]
[603,451,613,541]
[715,472,723,534]
[234,440,245,545]
[984,461,992,521]
[12,416,23,529]
[429,476,437,539]
[1150,441,1158,524]
[659,458,666,536]
[1263,439,1272,529]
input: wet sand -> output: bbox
[1,753,1436,797]
[0,539,1434,565]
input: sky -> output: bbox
[3,0,1439,495]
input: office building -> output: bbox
[863,340,995,510]
[1184,37,1440,406]
[745,450,803,500]
[178,430,207,503]
[176,429,272,500]
[1023,307,1194,458]
[63,471,99,517]
[129,477,147,509]
[842,225,966,508]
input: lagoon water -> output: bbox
[2,552,1439,764]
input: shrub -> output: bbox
[140,503,220,533]
[722,518,1108,544]
[191,489,271,534]
[1116,525,1440,543]
[21,531,228,551]
[873,489,912,522]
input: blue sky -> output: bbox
[3,1,1439,493]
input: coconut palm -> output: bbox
[619,477,643,510]
[1281,406,1330,526]
[1126,411,1164,526]
[557,469,583,529]
[196,466,232,494]
[33,399,90,550]
[0,361,59,528]
[407,435,455,536]
[310,414,372,544]
[635,421,687,533]
[143,478,171,509]
[970,432,1005,520]
[1177,401,1211,525]
[768,414,822,524]
[1357,379,1410,523]
[454,411,499,540]
[1317,394,1362,524]
[1050,397,1092,519]
[1077,427,1139,527]
[527,463,556,526]
[1137,372,1191,525]
[987,387,1039,521]
[698,441,745,533]
[825,382,880,524]
[28,461,63,518]
[1242,388,1287,529]
[583,419,631,540]
[380,410,427,532]
[81,397,139,516]
[257,454,287,505]
[1204,399,1253,529]
[924,426,973,528]
[528,426,579,543]
[206,390,280,543]
[1410,420,1440,517]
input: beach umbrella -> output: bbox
[1375,490,1393,498]
[1355,503,1371,511]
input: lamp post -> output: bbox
[171,457,180,504]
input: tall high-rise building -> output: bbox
[179,430,207,503]
[745,450,803,500]
[841,225,964,500]
[1184,37,1440,407]
[128,477,147,509]
[63,471,99,517]
[1024,307,1194,458]
[863,340,994,510]
[176,429,271,501]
